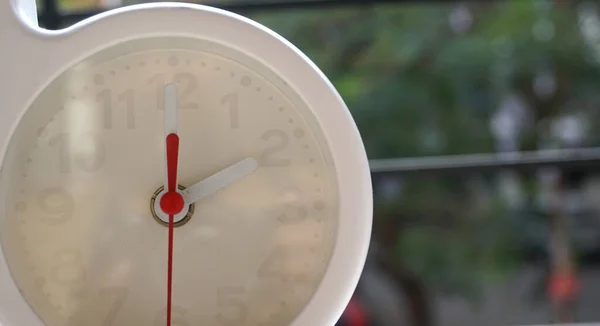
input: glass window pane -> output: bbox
[32,1,600,325]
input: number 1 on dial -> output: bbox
[221,92,239,129]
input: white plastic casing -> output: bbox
[0,1,373,325]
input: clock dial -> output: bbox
[0,38,338,326]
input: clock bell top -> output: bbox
[1,0,38,32]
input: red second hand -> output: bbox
[167,214,174,326]
[161,133,183,326]
[166,134,180,194]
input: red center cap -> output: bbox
[160,191,185,216]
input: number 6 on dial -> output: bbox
[216,287,248,325]
[154,306,189,326]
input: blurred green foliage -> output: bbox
[252,1,600,157]
[250,1,600,302]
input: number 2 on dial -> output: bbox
[260,130,291,167]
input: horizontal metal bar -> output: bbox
[369,147,600,176]
[516,324,600,326]
[42,0,460,27]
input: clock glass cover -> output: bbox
[0,36,340,326]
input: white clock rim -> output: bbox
[0,2,373,326]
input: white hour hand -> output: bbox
[184,157,258,204]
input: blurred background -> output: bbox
[35,0,600,325]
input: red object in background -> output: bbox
[344,296,369,326]
[547,272,580,303]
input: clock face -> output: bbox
[0,37,339,326]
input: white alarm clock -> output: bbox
[0,1,372,325]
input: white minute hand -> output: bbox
[183,157,258,204]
